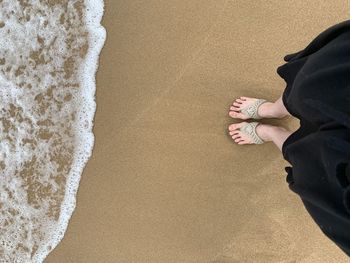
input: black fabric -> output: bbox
[277,20,350,257]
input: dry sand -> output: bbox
[46,1,350,262]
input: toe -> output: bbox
[228,124,237,131]
[231,133,240,139]
[229,111,248,120]
[229,121,247,131]
[233,102,241,107]
[237,136,250,144]
[229,129,239,135]
[228,111,238,118]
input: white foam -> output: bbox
[0,0,106,262]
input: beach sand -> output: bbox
[45,1,350,262]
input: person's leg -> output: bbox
[262,124,293,152]
[271,95,291,118]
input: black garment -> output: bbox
[277,20,350,257]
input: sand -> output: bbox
[45,1,350,262]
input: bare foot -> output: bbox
[228,96,288,119]
[228,121,283,144]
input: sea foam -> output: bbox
[0,0,106,262]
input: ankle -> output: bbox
[267,102,287,118]
[261,125,287,142]
[258,102,276,118]
[256,124,276,142]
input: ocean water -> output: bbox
[0,0,106,262]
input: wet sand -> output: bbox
[46,1,350,262]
